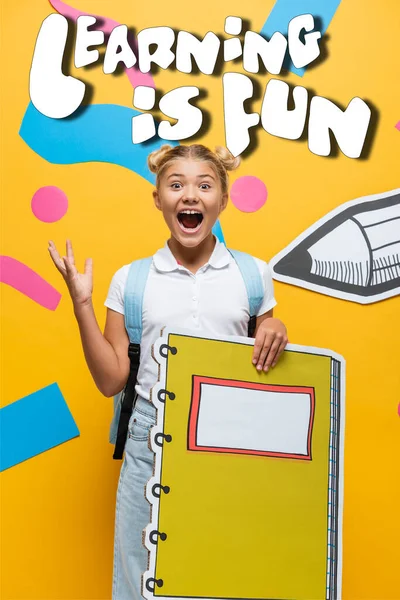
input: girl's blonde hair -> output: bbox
[147,144,240,194]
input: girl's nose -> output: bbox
[182,188,199,203]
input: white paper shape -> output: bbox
[270,188,400,303]
[195,381,312,456]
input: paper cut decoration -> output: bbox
[19,103,178,185]
[260,0,342,76]
[0,383,79,471]
[230,176,267,213]
[0,255,61,310]
[48,0,154,88]
[270,188,400,304]
[211,219,225,244]
[144,328,345,600]
[31,186,68,222]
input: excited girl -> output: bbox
[48,143,288,600]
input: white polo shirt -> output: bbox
[104,238,276,400]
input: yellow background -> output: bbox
[1,0,399,598]
[157,334,334,599]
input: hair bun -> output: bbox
[147,145,175,174]
[214,146,241,171]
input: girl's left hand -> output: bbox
[252,318,288,372]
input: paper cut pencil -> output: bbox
[270,188,400,304]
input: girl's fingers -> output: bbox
[84,257,93,277]
[255,332,275,371]
[252,330,266,365]
[271,340,287,367]
[66,239,75,265]
[48,240,58,261]
[262,336,282,372]
[48,241,67,274]
[62,256,70,273]
[49,241,78,280]
[63,255,78,279]
[252,321,288,372]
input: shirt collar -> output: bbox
[153,236,231,273]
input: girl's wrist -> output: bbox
[73,298,94,318]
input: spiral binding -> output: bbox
[146,578,164,592]
[154,432,172,447]
[146,343,178,596]
[152,483,170,498]
[157,389,176,403]
[149,530,168,544]
[159,343,178,359]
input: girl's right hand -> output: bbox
[48,239,93,308]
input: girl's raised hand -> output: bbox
[48,239,93,309]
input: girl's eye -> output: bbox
[171,183,182,189]
[200,183,211,190]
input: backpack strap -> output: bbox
[228,249,264,336]
[124,256,153,343]
[111,257,153,459]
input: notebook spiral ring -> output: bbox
[152,483,170,498]
[159,343,178,359]
[149,530,168,544]
[157,389,176,403]
[154,432,172,447]
[146,578,164,592]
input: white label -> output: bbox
[194,380,313,458]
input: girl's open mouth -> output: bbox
[177,210,204,233]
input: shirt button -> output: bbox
[193,296,197,301]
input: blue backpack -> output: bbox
[110,249,264,459]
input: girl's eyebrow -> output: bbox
[167,173,184,179]
[197,174,216,180]
[166,173,216,180]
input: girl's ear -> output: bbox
[219,192,229,213]
[153,189,162,211]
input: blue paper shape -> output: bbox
[19,102,178,184]
[260,0,342,76]
[0,383,79,471]
[212,219,225,244]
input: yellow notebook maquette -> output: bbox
[143,328,345,600]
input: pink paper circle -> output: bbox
[31,186,68,223]
[230,176,267,213]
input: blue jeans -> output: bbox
[112,396,156,600]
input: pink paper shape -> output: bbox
[31,186,68,223]
[0,256,61,310]
[395,122,400,131]
[230,176,268,213]
[48,0,155,88]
